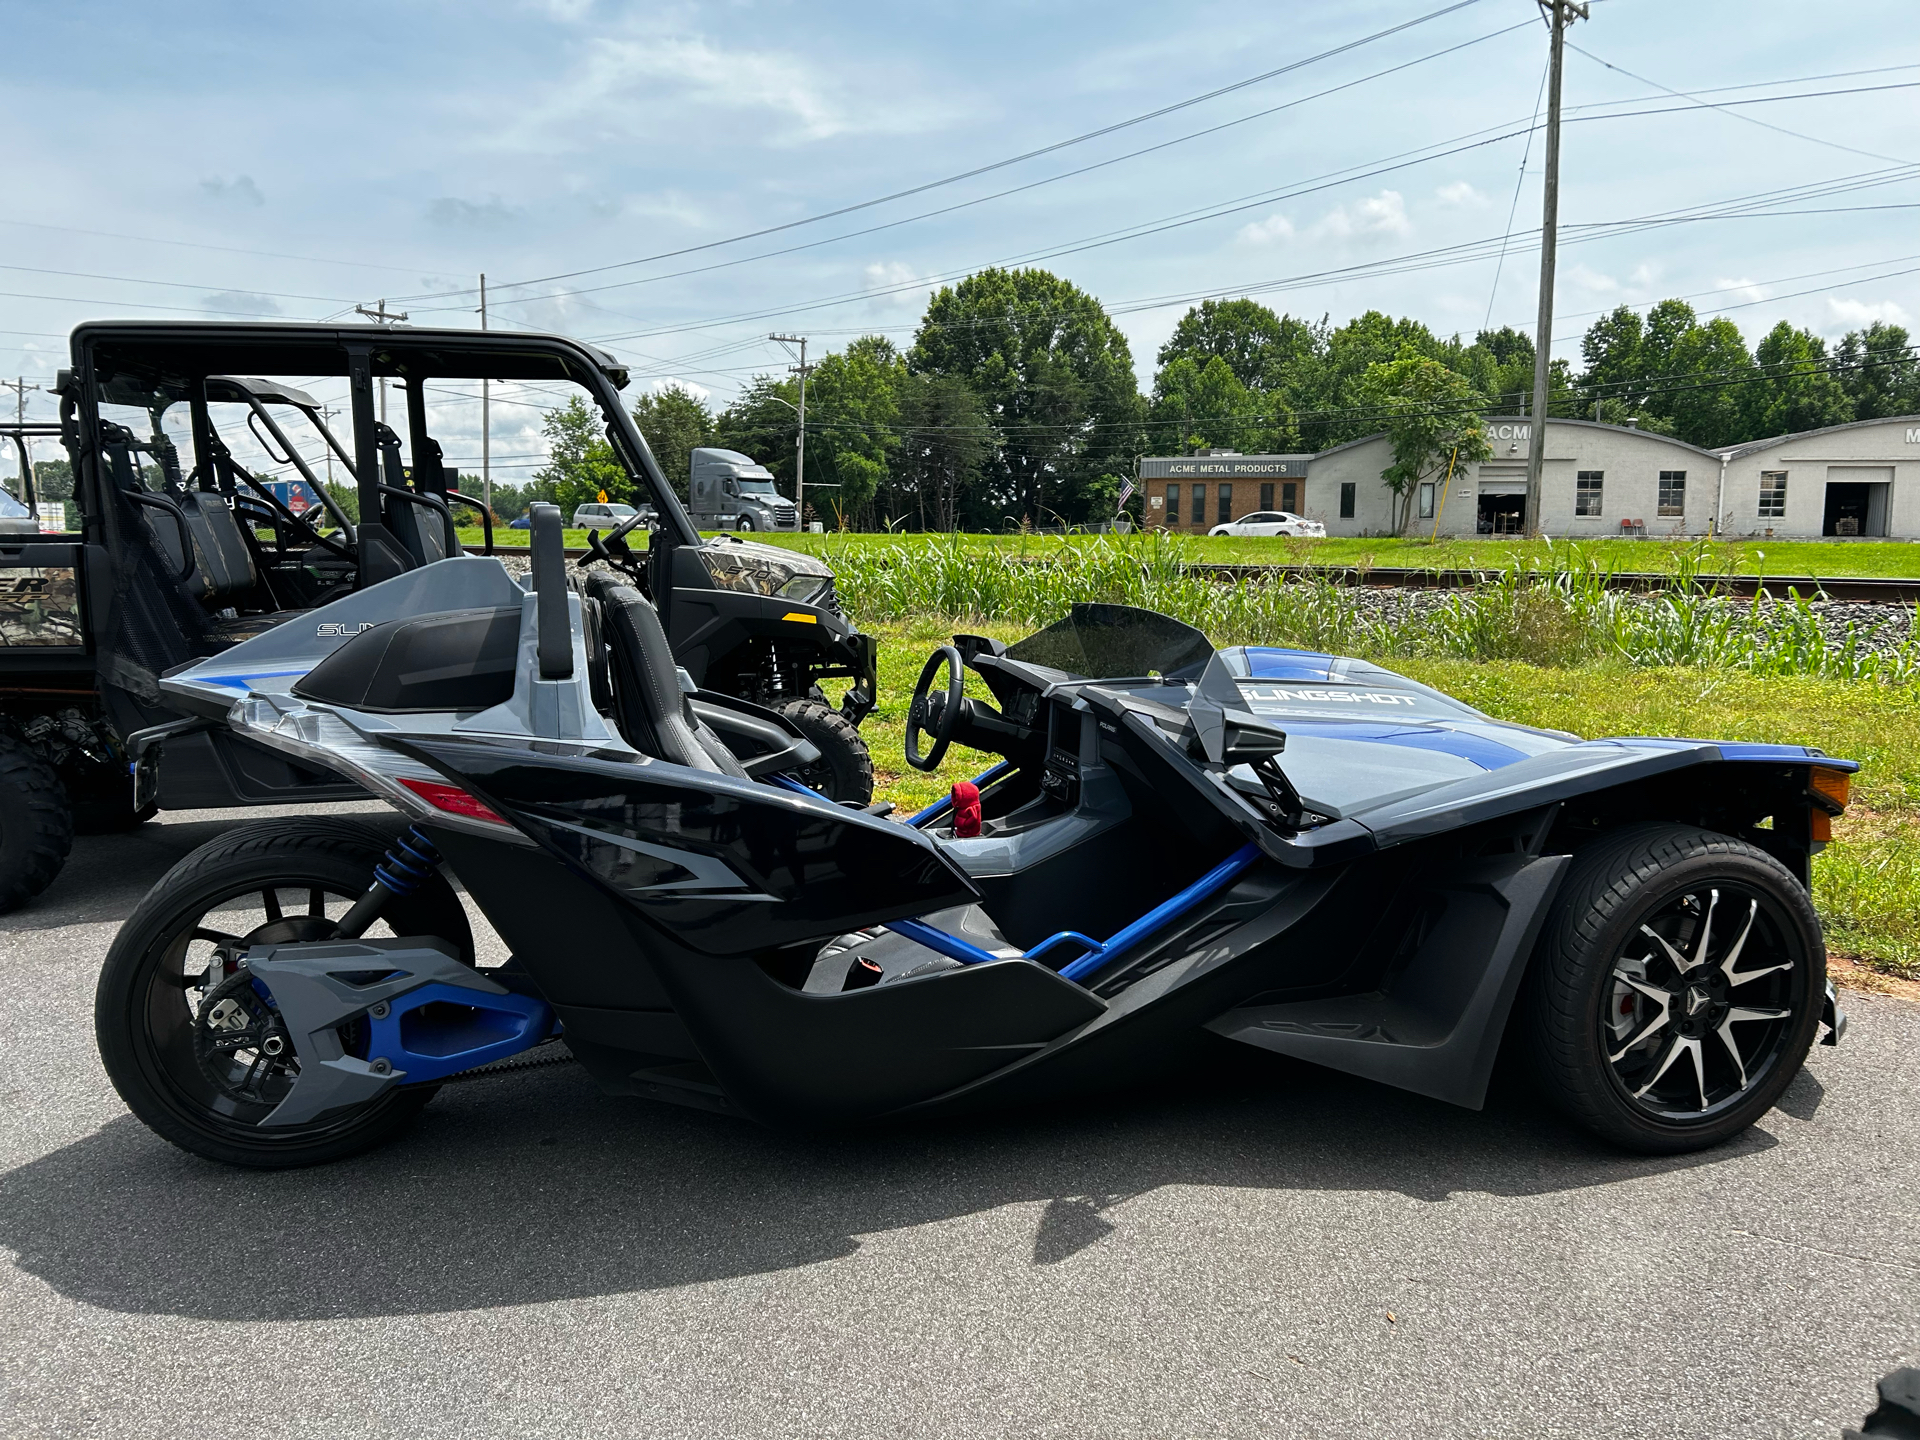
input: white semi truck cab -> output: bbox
[689,447,798,532]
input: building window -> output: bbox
[1191,484,1206,525]
[1218,484,1233,525]
[1339,482,1356,519]
[1759,471,1787,519]
[1417,482,1435,520]
[1260,481,1275,512]
[1575,470,1603,517]
[1658,470,1686,517]
[1165,484,1179,525]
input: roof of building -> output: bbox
[1717,413,1920,461]
[1307,415,1725,464]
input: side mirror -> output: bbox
[1222,718,1286,764]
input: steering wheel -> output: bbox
[585,508,653,570]
[905,646,965,772]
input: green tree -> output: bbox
[630,384,714,504]
[1156,298,1320,394]
[1745,321,1852,439]
[909,267,1144,526]
[894,372,994,531]
[533,395,628,517]
[807,335,903,527]
[1147,354,1288,453]
[1660,318,1755,448]
[1835,321,1920,420]
[29,458,73,502]
[1352,346,1492,534]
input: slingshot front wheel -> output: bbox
[95,819,474,1169]
[1519,823,1825,1154]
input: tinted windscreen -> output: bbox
[1003,603,1213,679]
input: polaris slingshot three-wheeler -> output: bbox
[0,321,877,913]
[96,508,1851,1166]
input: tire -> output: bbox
[775,698,874,806]
[95,818,475,1169]
[735,516,755,532]
[0,733,73,913]
[1517,823,1825,1154]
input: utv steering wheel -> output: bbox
[905,646,965,772]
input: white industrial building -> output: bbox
[1141,413,1920,539]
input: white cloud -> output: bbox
[651,376,711,403]
[1568,264,1621,296]
[1310,190,1409,241]
[200,290,283,317]
[862,260,932,312]
[199,175,264,208]
[1627,263,1659,289]
[1236,213,1295,246]
[1826,297,1911,329]
[1714,276,1769,305]
[428,196,522,230]
[1435,181,1487,208]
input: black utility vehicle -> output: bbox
[0,322,877,911]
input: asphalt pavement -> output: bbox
[2,806,1915,1440]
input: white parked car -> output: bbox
[1208,511,1325,538]
[570,502,642,532]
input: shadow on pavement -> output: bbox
[0,1042,1769,1322]
[0,804,403,934]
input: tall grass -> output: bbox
[821,530,1920,683]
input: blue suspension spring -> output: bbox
[373,827,445,897]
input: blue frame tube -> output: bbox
[907,761,1016,828]
[880,842,1265,987]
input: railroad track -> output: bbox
[540,547,1918,603]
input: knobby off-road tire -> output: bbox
[96,818,475,1169]
[775,697,874,806]
[1518,822,1825,1154]
[0,733,73,913]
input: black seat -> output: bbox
[586,573,748,778]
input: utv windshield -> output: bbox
[0,487,28,520]
[1003,604,1214,680]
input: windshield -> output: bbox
[0,486,28,520]
[735,478,779,495]
[1003,603,1214,680]
[604,504,637,516]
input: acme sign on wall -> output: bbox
[1484,422,1532,441]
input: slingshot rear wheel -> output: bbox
[1519,823,1824,1154]
[95,819,474,1169]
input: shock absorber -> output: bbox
[335,827,446,938]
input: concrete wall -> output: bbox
[1719,417,1920,539]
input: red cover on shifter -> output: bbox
[951,781,982,838]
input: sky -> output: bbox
[3,0,1918,482]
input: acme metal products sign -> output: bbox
[1140,454,1310,479]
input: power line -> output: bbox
[476,0,1497,298]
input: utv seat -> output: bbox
[584,572,748,778]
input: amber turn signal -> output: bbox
[1809,767,1851,811]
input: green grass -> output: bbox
[702,530,1920,579]
[457,526,1920,579]
[855,624,1920,978]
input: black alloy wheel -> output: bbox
[1520,823,1825,1154]
[95,819,474,1169]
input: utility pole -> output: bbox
[771,334,812,526]
[319,404,341,487]
[1524,0,1587,538]
[478,274,491,516]
[354,300,409,427]
[3,378,41,507]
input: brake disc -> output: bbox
[193,967,299,1105]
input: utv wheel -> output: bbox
[0,733,73,913]
[96,818,475,1169]
[775,698,874,805]
[1518,823,1824,1154]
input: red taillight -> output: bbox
[398,777,510,826]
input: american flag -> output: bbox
[1116,475,1136,508]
